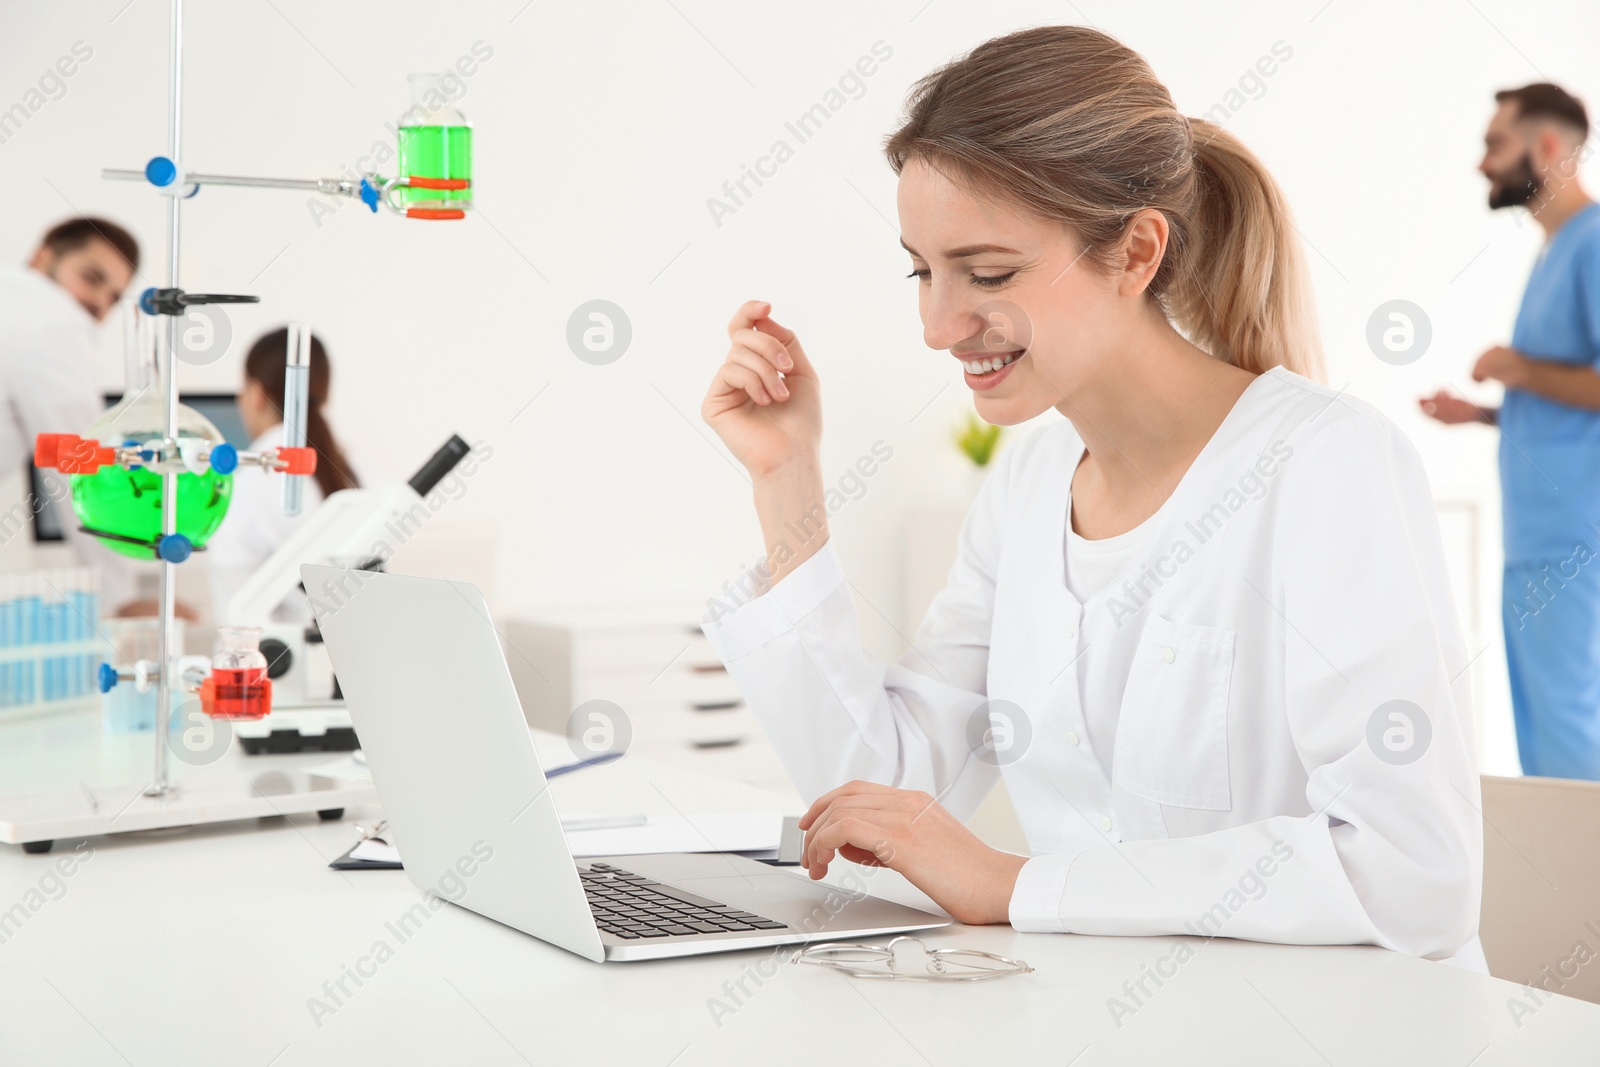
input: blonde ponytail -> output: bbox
[1169,118,1323,379]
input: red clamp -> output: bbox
[405,177,471,191]
[405,208,467,220]
[275,447,318,475]
[36,434,115,474]
[60,439,116,474]
[34,433,72,469]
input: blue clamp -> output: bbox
[157,533,192,564]
[145,156,178,187]
[98,663,119,694]
[359,177,380,213]
[138,287,159,316]
[209,443,238,475]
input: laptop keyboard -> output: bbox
[580,862,789,939]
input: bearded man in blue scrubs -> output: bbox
[1422,83,1600,780]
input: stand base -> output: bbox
[0,770,376,852]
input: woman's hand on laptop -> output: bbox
[797,780,1028,926]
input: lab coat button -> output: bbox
[1162,646,1176,663]
[1066,628,1077,639]
[1099,817,1113,832]
[1066,731,1080,746]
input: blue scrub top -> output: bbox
[1498,202,1600,563]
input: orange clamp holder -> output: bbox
[405,177,471,190]
[405,208,467,220]
[275,447,318,475]
[56,438,115,474]
[34,433,73,469]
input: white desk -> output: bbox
[2,710,1597,1065]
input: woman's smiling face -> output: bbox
[896,157,1127,426]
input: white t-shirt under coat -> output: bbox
[1065,512,1153,778]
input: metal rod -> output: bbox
[148,0,183,798]
[102,168,361,195]
[282,323,311,516]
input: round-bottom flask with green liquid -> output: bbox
[69,395,233,560]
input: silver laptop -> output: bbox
[303,565,948,962]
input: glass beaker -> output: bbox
[200,626,272,720]
[69,393,233,560]
[396,73,473,214]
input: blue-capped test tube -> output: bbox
[74,566,97,699]
[42,570,59,703]
[0,573,10,709]
[17,573,39,707]
[282,322,311,517]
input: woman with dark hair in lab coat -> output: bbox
[699,26,1485,969]
[208,328,360,622]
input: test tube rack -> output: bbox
[0,569,101,725]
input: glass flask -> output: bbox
[200,626,271,720]
[396,73,473,213]
[69,393,233,560]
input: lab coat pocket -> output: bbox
[1113,613,1234,811]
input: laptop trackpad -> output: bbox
[669,869,944,934]
[674,873,841,906]
[609,854,854,909]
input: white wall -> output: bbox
[4,0,1596,773]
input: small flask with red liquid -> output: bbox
[200,626,272,720]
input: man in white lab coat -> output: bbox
[0,217,140,600]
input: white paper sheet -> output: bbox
[349,838,400,863]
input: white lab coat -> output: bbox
[700,366,1487,970]
[0,264,136,605]
[0,264,102,467]
[206,424,327,624]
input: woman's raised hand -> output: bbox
[702,301,822,479]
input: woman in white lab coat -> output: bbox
[207,328,360,622]
[698,26,1485,969]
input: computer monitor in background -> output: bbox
[29,392,247,543]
